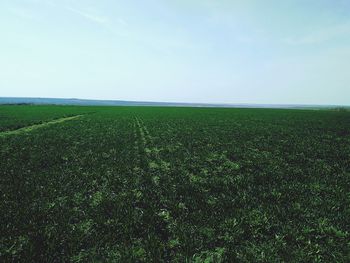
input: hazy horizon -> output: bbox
[1,0,350,105]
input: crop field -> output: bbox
[1,105,349,262]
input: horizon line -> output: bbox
[0,96,349,108]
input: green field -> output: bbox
[1,105,349,262]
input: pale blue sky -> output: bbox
[1,0,349,105]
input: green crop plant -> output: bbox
[1,105,349,262]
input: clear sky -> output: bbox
[1,0,349,105]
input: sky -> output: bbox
[0,0,350,105]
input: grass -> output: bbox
[0,105,349,262]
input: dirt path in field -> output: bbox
[134,116,162,160]
[135,117,148,147]
[133,117,145,167]
[0,115,83,138]
[134,116,174,238]
[135,117,153,146]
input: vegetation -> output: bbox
[0,105,90,132]
[1,105,349,262]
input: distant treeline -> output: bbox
[1,103,35,106]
